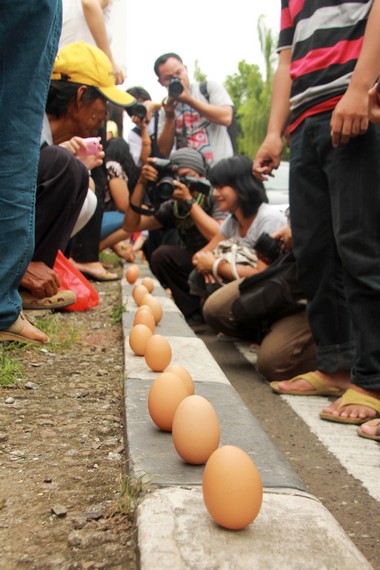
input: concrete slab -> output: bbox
[125,378,307,491]
[137,487,372,570]
[124,336,231,385]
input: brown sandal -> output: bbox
[20,290,76,310]
[0,312,48,346]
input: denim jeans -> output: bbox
[100,211,125,240]
[0,1,62,329]
[290,112,380,390]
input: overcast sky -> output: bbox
[109,0,282,103]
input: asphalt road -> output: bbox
[195,323,380,570]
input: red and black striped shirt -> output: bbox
[278,0,373,132]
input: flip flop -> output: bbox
[319,388,380,425]
[21,290,76,310]
[270,371,345,396]
[0,311,48,346]
[357,419,380,441]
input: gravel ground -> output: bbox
[0,278,138,570]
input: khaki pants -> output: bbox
[203,280,316,381]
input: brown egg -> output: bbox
[133,308,155,332]
[202,445,263,530]
[135,304,154,316]
[126,264,140,284]
[129,323,153,356]
[148,372,189,432]
[172,395,220,464]
[132,284,148,305]
[141,293,163,324]
[141,276,154,293]
[144,334,172,371]
[165,364,194,395]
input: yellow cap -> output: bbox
[51,41,134,107]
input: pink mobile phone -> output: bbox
[77,137,101,157]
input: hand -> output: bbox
[368,83,380,124]
[112,61,125,85]
[192,251,216,274]
[272,224,293,251]
[330,87,369,147]
[59,137,104,170]
[171,180,192,202]
[139,161,159,184]
[253,134,283,181]
[20,262,61,298]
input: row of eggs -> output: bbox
[126,264,263,530]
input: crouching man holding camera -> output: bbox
[123,147,227,324]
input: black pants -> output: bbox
[150,244,201,318]
[34,145,89,267]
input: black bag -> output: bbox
[199,81,238,154]
[231,252,306,329]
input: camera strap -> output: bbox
[129,202,156,216]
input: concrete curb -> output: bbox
[121,264,372,569]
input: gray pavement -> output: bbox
[121,264,373,570]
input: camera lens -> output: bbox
[168,78,184,98]
[126,102,147,119]
[156,176,175,201]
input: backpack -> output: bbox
[199,80,238,155]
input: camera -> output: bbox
[126,101,147,120]
[167,78,184,98]
[146,158,211,209]
[254,232,282,263]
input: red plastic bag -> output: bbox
[53,250,99,311]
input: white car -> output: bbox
[263,161,289,213]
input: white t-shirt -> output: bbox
[59,0,112,49]
[220,203,287,248]
[158,80,234,165]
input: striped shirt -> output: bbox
[278,0,373,132]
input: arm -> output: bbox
[81,0,124,84]
[253,49,292,180]
[331,0,380,146]
[108,176,130,212]
[122,165,163,233]
[157,102,176,158]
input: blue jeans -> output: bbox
[0,1,62,328]
[290,112,380,390]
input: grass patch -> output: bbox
[0,345,24,387]
[111,304,126,325]
[34,314,80,350]
[107,473,146,519]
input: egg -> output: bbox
[148,372,189,431]
[133,308,156,332]
[141,276,154,293]
[126,264,140,284]
[172,395,220,464]
[140,293,163,324]
[144,334,172,371]
[165,364,194,395]
[202,445,263,530]
[132,284,148,305]
[129,323,153,356]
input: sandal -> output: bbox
[270,371,345,396]
[21,289,76,310]
[357,419,380,441]
[0,312,48,346]
[319,388,380,425]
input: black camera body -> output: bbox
[151,158,211,202]
[254,232,282,263]
[167,78,184,98]
[126,101,147,120]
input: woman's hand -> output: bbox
[192,250,216,274]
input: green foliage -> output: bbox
[193,59,207,82]
[111,304,126,325]
[0,345,24,386]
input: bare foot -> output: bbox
[0,312,48,345]
[360,418,380,437]
[321,385,380,421]
[276,370,350,394]
[73,261,118,280]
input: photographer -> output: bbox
[153,52,234,164]
[123,147,227,324]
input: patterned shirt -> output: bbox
[278,0,373,132]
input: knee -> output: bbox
[202,295,220,330]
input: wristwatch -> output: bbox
[182,198,195,212]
